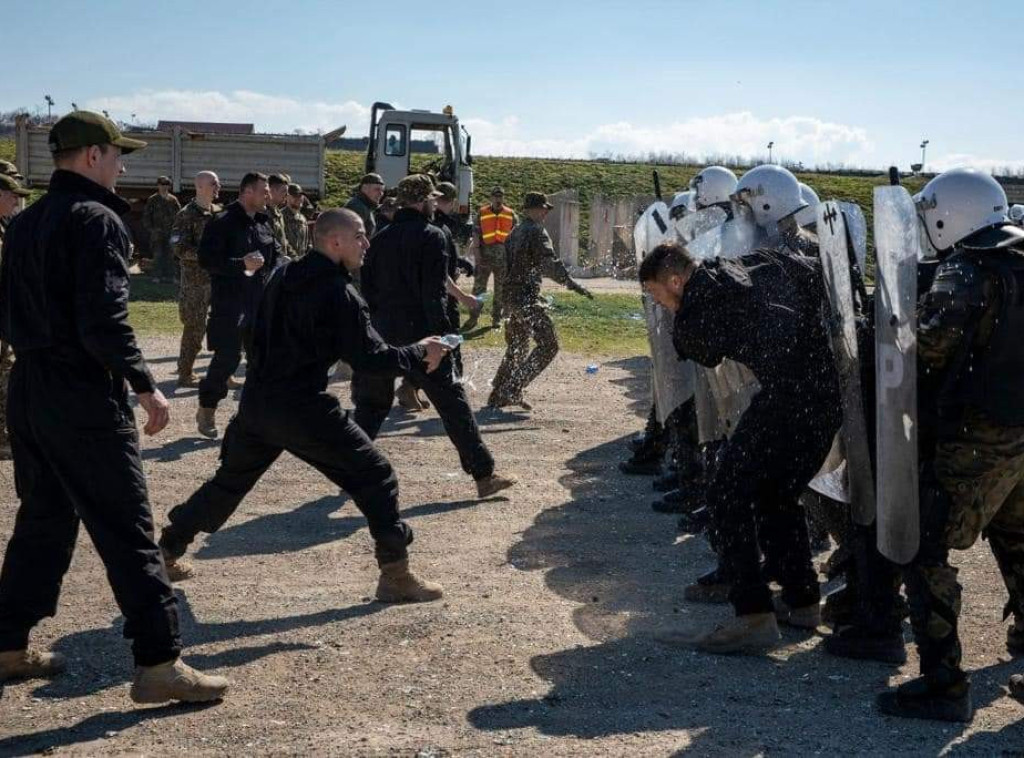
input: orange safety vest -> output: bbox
[478,204,515,245]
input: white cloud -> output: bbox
[465,111,876,167]
[930,152,1024,175]
[85,90,368,134]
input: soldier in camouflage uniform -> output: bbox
[266,174,295,258]
[875,170,1024,723]
[283,183,309,258]
[486,192,592,409]
[142,176,181,281]
[170,171,221,388]
[0,174,30,458]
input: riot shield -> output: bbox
[838,202,868,271]
[674,205,729,243]
[685,204,759,262]
[807,434,850,504]
[817,200,875,525]
[635,201,696,423]
[873,186,921,564]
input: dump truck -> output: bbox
[365,102,475,217]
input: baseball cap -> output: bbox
[287,183,304,197]
[0,174,31,197]
[436,182,458,201]
[0,160,23,181]
[490,186,505,196]
[360,173,385,187]
[523,191,554,210]
[396,174,443,205]
[156,176,171,186]
[47,111,147,155]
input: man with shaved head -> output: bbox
[170,171,222,387]
[159,208,449,602]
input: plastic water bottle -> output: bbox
[440,334,464,349]
[586,363,599,375]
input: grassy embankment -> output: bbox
[0,139,920,355]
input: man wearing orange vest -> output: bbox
[465,187,517,330]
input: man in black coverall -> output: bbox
[196,171,282,439]
[0,111,228,703]
[642,240,841,654]
[159,209,447,603]
[352,175,516,500]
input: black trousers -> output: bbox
[0,357,181,666]
[706,391,841,616]
[351,356,494,481]
[164,392,411,565]
[198,315,243,410]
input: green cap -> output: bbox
[359,173,385,187]
[396,174,443,205]
[523,191,553,210]
[0,174,31,197]
[48,110,147,155]
[436,181,457,201]
[0,160,23,181]
[490,186,505,196]
[287,182,304,197]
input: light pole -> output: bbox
[44,94,54,122]
[767,141,775,164]
[920,139,929,171]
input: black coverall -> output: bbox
[0,170,180,666]
[162,251,425,564]
[352,208,494,480]
[673,249,842,615]
[198,201,281,410]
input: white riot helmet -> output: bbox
[914,168,1020,252]
[732,165,807,229]
[669,190,694,220]
[799,183,820,207]
[689,166,738,210]
[1010,204,1024,226]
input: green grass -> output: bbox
[123,275,646,355]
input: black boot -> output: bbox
[652,469,679,493]
[676,506,711,535]
[683,563,732,604]
[876,672,972,723]
[824,623,907,664]
[653,483,704,514]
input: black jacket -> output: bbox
[245,251,426,400]
[361,207,451,345]
[0,169,155,395]
[199,200,281,324]
[672,248,840,406]
[434,209,474,279]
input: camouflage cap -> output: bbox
[436,181,458,201]
[490,186,505,196]
[287,182,304,197]
[396,174,443,205]
[523,191,553,210]
[0,174,31,197]
[0,160,23,181]
[48,110,147,155]
[156,175,171,186]
[359,173,385,187]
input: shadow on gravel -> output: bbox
[602,356,652,419]
[468,357,1019,753]
[29,591,381,703]
[0,702,217,757]
[141,436,220,462]
[196,495,484,560]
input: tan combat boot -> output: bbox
[476,473,517,499]
[774,597,822,629]
[396,381,426,412]
[375,559,444,603]
[177,371,200,389]
[658,613,782,655]
[196,407,218,439]
[130,659,230,704]
[0,649,66,681]
[161,548,195,583]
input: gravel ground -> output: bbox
[0,338,1021,756]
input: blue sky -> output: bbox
[5,0,1021,171]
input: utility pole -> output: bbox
[920,139,929,171]
[767,141,775,164]
[44,94,54,122]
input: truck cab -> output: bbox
[365,102,474,217]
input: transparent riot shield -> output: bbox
[873,186,921,564]
[817,200,875,524]
[674,205,729,243]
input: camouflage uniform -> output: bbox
[283,206,309,258]
[170,200,221,378]
[907,246,1024,684]
[487,215,587,405]
[142,190,181,279]
[266,204,294,258]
